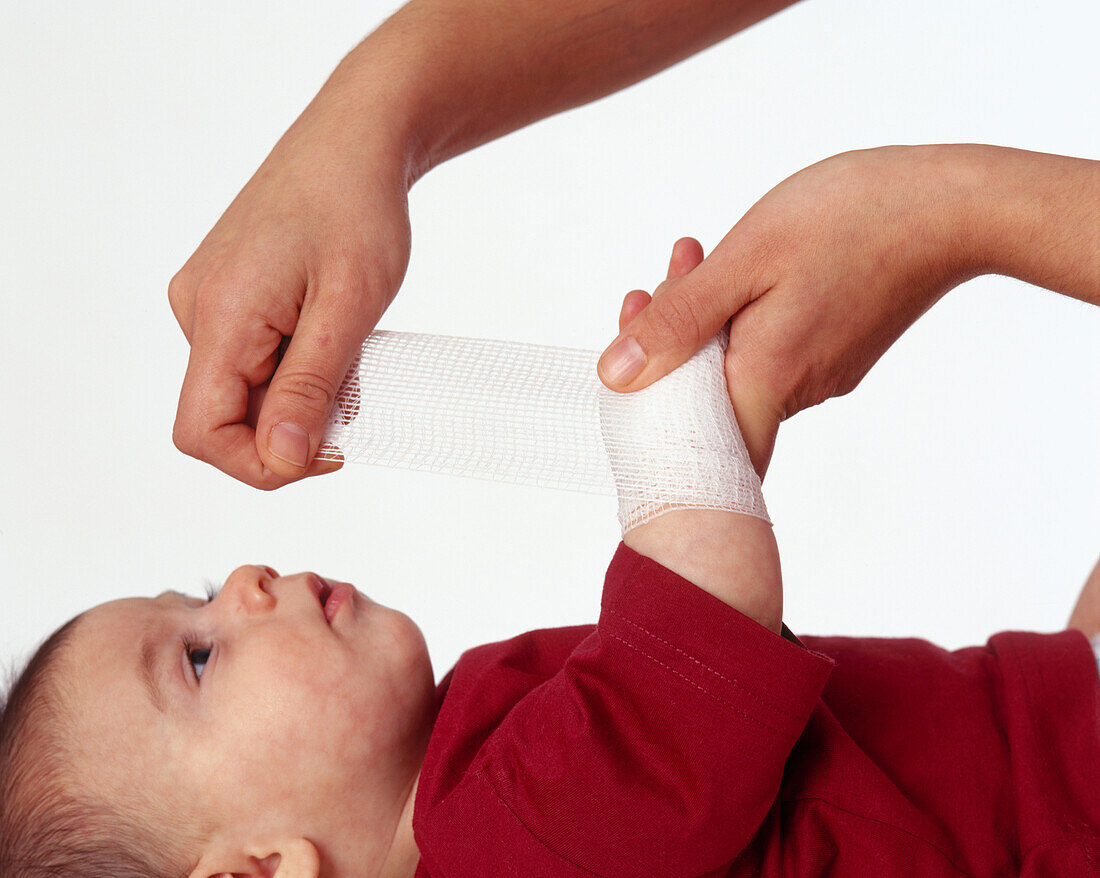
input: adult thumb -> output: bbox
[598,260,745,392]
[256,292,366,478]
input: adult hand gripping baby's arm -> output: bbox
[618,243,783,634]
[599,145,1100,480]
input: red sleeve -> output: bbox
[417,543,834,878]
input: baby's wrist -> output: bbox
[600,332,770,533]
[624,510,783,634]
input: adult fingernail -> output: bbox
[599,336,646,386]
[268,422,310,469]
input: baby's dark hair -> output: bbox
[0,615,190,878]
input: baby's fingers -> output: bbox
[619,290,651,332]
[664,236,704,281]
[599,236,722,390]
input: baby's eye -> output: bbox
[188,646,212,682]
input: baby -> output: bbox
[2,345,1099,878]
[0,315,787,878]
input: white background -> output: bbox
[1,0,1097,680]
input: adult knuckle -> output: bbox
[172,420,200,459]
[193,261,258,304]
[188,274,257,335]
[647,292,706,348]
[172,412,226,466]
[323,255,392,311]
[167,270,187,304]
[275,369,338,414]
[167,269,195,316]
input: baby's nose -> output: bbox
[220,564,278,613]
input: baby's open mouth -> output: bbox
[304,574,335,623]
[321,579,355,625]
[303,573,355,625]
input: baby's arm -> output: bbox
[601,278,782,634]
[604,243,783,633]
[625,508,782,633]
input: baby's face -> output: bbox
[59,565,437,875]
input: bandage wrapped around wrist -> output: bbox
[319,329,768,533]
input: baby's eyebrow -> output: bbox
[139,592,199,713]
[138,594,192,717]
[159,589,196,603]
[139,630,167,715]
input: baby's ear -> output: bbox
[189,838,320,878]
[260,840,321,878]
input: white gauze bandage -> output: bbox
[317,329,768,532]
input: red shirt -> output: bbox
[412,544,1100,876]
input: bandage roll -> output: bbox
[318,330,768,532]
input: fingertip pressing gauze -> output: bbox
[318,330,767,533]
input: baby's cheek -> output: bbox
[263,637,378,745]
[370,612,434,729]
[218,620,427,786]
[214,666,366,790]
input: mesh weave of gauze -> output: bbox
[318,329,768,532]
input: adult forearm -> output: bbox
[323,0,799,179]
[962,146,1100,304]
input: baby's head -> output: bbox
[1,566,437,877]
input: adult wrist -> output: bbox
[892,143,995,285]
[307,32,435,190]
[937,143,1029,280]
[323,5,502,185]
[928,144,1100,300]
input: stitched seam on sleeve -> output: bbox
[1006,638,1100,866]
[606,607,799,721]
[605,631,784,735]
